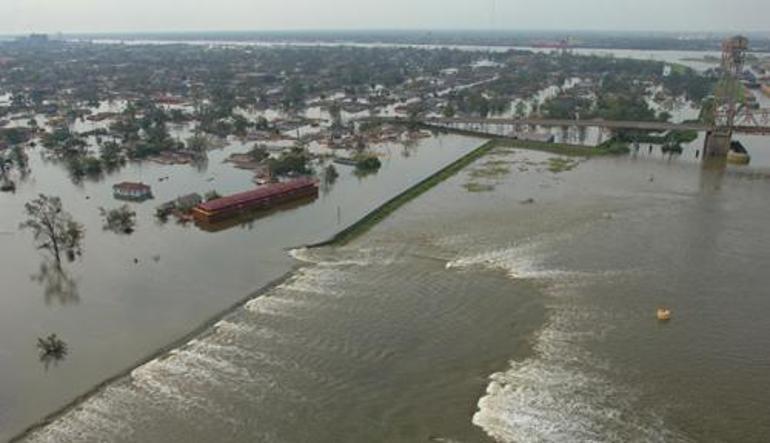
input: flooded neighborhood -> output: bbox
[2,12,770,443]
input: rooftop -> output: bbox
[198,178,316,213]
[113,182,151,191]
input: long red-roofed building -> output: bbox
[192,178,318,223]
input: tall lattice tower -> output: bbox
[716,35,749,129]
[704,36,750,157]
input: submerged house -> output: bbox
[113,182,153,201]
[192,178,318,224]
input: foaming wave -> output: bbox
[22,384,140,443]
[213,319,257,337]
[244,294,312,317]
[276,266,351,296]
[445,243,571,280]
[288,247,325,264]
[472,279,689,443]
[289,246,396,268]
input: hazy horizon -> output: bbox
[2,0,769,35]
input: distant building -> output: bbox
[15,34,50,45]
[28,34,49,42]
[509,131,554,143]
[113,182,153,200]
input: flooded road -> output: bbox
[17,140,770,442]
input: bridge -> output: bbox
[368,36,770,158]
[368,116,770,135]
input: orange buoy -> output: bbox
[657,308,671,321]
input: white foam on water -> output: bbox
[446,243,571,280]
[130,358,225,417]
[290,246,395,268]
[24,339,268,443]
[275,266,351,297]
[21,249,380,442]
[472,273,690,443]
[22,389,138,443]
[244,294,313,317]
[288,247,322,264]
[214,319,257,337]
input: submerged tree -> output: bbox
[354,155,382,177]
[248,144,270,163]
[324,164,339,184]
[186,134,212,156]
[20,194,84,268]
[99,205,137,234]
[515,100,527,118]
[37,333,68,369]
[205,190,222,202]
[329,101,343,130]
[0,154,13,179]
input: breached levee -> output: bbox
[15,253,363,442]
[15,135,623,442]
[308,139,499,247]
[10,267,302,443]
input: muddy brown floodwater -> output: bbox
[13,137,770,442]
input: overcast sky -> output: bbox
[2,0,769,35]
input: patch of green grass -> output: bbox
[546,157,580,173]
[309,130,627,248]
[463,182,496,192]
[483,158,515,166]
[311,140,498,246]
[469,164,511,179]
[494,138,608,157]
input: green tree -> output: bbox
[515,101,527,118]
[0,154,12,179]
[99,141,125,169]
[99,205,137,234]
[205,190,222,201]
[249,144,270,163]
[20,195,84,268]
[324,164,339,184]
[268,147,312,176]
[186,134,211,156]
[329,102,343,129]
[442,103,456,118]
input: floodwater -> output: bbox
[4,40,770,441]
[16,138,770,442]
[0,130,482,440]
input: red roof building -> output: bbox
[192,178,318,223]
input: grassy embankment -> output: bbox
[311,135,625,247]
